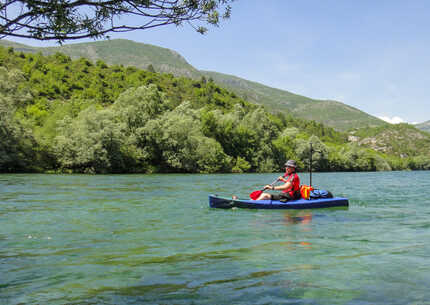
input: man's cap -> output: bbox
[284,160,297,168]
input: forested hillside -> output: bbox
[0,39,201,79]
[350,124,430,168]
[202,70,385,131]
[1,45,429,173]
[0,39,386,131]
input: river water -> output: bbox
[1,171,429,304]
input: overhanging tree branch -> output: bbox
[0,0,234,42]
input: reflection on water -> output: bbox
[283,211,313,226]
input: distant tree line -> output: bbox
[1,46,430,173]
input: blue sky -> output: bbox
[9,0,430,123]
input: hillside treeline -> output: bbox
[1,46,429,173]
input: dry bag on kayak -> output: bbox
[300,185,314,200]
[310,189,333,199]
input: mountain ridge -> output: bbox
[0,38,398,130]
[1,42,430,173]
[415,120,430,133]
[201,70,385,130]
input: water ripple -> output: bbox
[1,172,430,305]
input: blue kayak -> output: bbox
[209,194,349,209]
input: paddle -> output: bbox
[249,178,279,200]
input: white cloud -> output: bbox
[378,116,406,124]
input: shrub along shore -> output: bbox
[1,46,429,173]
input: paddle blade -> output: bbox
[249,190,263,200]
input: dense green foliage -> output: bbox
[1,45,429,173]
[202,71,386,131]
[354,123,430,157]
[0,39,387,131]
[0,67,39,172]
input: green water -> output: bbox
[1,171,430,305]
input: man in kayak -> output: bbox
[255,160,301,201]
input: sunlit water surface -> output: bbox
[1,171,430,304]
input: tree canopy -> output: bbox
[0,0,233,42]
[1,45,430,174]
